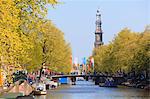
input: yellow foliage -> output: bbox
[0,0,71,75]
[93,27,150,73]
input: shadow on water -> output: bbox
[34,81,150,99]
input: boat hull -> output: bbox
[99,83,117,88]
[33,91,47,95]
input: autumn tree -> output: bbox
[0,0,72,74]
[39,20,72,73]
[93,27,150,74]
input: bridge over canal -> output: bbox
[51,74,126,85]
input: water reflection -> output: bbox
[35,81,150,99]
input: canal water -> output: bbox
[34,80,150,99]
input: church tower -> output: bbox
[94,9,103,48]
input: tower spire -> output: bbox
[94,9,103,48]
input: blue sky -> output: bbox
[47,0,149,63]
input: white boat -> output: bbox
[33,83,47,95]
[45,79,58,89]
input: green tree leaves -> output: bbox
[93,27,150,73]
[0,0,72,74]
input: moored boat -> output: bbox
[99,77,117,87]
[33,90,47,95]
[33,83,47,95]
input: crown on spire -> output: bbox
[96,8,101,16]
[97,8,100,13]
